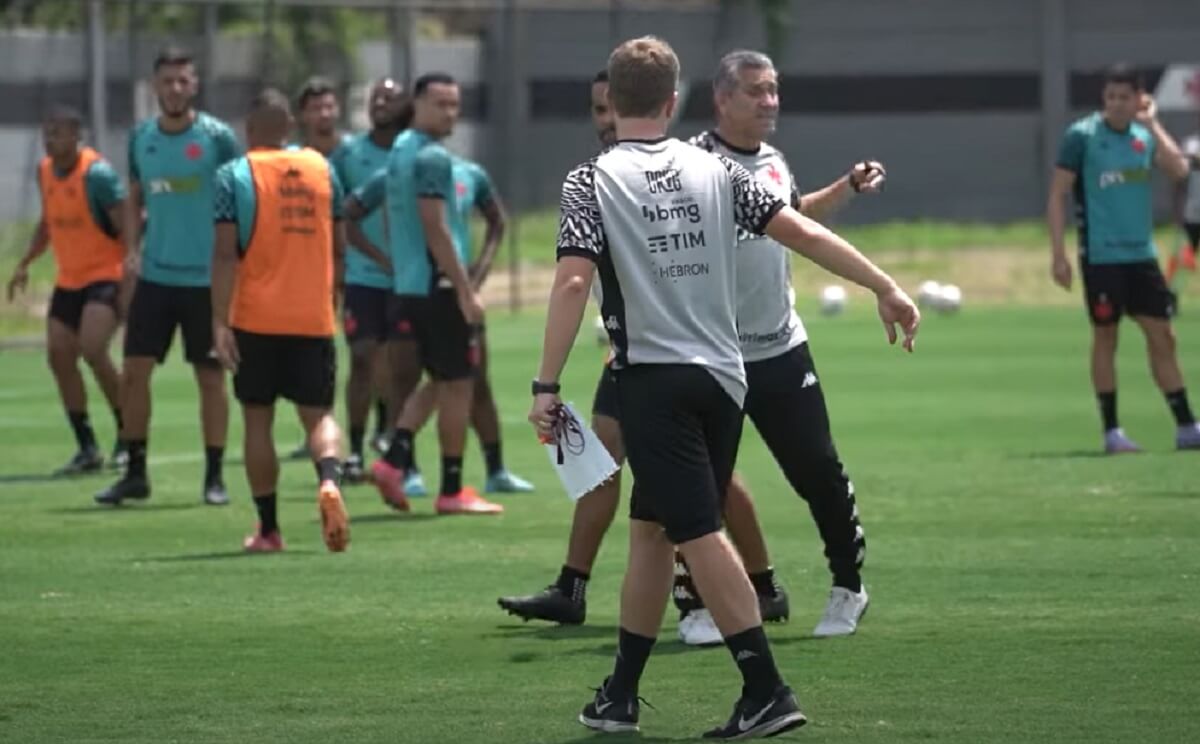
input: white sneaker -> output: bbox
[678,609,723,647]
[812,585,869,638]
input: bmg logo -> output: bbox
[641,203,702,224]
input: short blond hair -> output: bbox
[607,36,679,118]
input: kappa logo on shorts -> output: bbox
[1093,294,1115,321]
[343,311,358,335]
[801,372,818,388]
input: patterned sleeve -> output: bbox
[555,160,606,261]
[716,155,786,236]
[351,168,387,215]
[414,145,453,200]
[126,125,140,183]
[85,160,127,208]
[329,164,345,221]
[213,161,238,224]
[212,120,244,168]
[1056,123,1087,173]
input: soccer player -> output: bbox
[332,77,407,483]
[530,37,917,737]
[296,76,353,158]
[209,88,350,553]
[396,153,537,494]
[496,70,788,637]
[1047,63,1200,452]
[370,73,501,515]
[95,46,241,506]
[1175,117,1200,277]
[7,107,127,475]
[677,50,883,638]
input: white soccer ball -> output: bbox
[593,314,608,344]
[819,285,848,316]
[917,280,943,308]
[937,284,963,313]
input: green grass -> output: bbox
[3,308,1200,742]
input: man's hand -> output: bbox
[212,322,240,373]
[528,392,563,443]
[850,160,887,193]
[7,265,29,302]
[876,286,920,352]
[458,286,485,326]
[1051,254,1073,290]
[1135,93,1158,126]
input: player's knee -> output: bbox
[79,339,110,367]
[46,344,75,373]
[1092,324,1119,348]
[1149,324,1177,356]
[196,367,227,395]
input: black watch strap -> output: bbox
[532,380,561,395]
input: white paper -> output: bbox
[544,403,620,501]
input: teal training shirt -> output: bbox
[332,132,394,289]
[128,112,242,286]
[384,129,455,296]
[449,157,495,265]
[213,150,345,252]
[1057,112,1157,264]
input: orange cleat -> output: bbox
[435,487,504,516]
[319,480,350,552]
[243,528,285,553]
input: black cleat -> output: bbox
[759,586,790,624]
[203,479,230,506]
[54,447,104,477]
[342,454,367,485]
[702,685,806,740]
[579,677,643,734]
[94,474,151,506]
[498,585,586,625]
[108,440,129,471]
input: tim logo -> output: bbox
[644,168,682,195]
[641,203,701,224]
[648,231,706,253]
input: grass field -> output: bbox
[2,307,1200,743]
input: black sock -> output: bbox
[112,408,123,437]
[556,565,589,603]
[127,439,147,478]
[833,574,863,593]
[204,446,224,484]
[317,456,341,484]
[608,628,656,700]
[383,428,414,470]
[441,456,463,495]
[254,493,279,536]
[1097,391,1118,432]
[67,410,97,451]
[349,425,366,458]
[748,567,778,598]
[374,399,388,436]
[483,441,503,476]
[724,626,783,701]
[1165,388,1196,426]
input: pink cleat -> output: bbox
[319,480,350,553]
[371,460,410,512]
[1104,428,1142,454]
[436,487,504,516]
[243,528,285,553]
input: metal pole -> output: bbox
[1039,0,1068,205]
[388,2,415,88]
[202,1,219,112]
[86,0,109,154]
[128,0,140,124]
[502,0,523,313]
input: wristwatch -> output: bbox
[531,380,561,396]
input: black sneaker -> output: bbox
[579,677,642,734]
[498,585,586,625]
[54,447,104,477]
[203,480,230,506]
[94,474,151,506]
[343,454,366,484]
[108,441,129,471]
[702,685,806,740]
[759,586,790,624]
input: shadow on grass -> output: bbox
[489,623,618,642]
[348,512,441,524]
[48,503,203,514]
[555,734,683,744]
[1144,490,1200,500]
[138,549,320,562]
[1016,450,1110,460]
[560,634,821,660]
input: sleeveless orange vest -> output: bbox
[231,148,336,337]
[39,148,124,290]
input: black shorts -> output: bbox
[386,290,477,381]
[592,362,620,420]
[48,280,118,332]
[124,279,217,365]
[232,330,336,408]
[618,364,743,544]
[1081,260,1175,325]
[342,284,390,344]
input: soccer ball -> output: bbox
[936,284,963,314]
[593,314,608,345]
[819,285,848,316]
[917,280,942,308]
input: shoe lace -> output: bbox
[589,684,656,712]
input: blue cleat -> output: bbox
[403,469,428,497]
[485,469,535,494]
